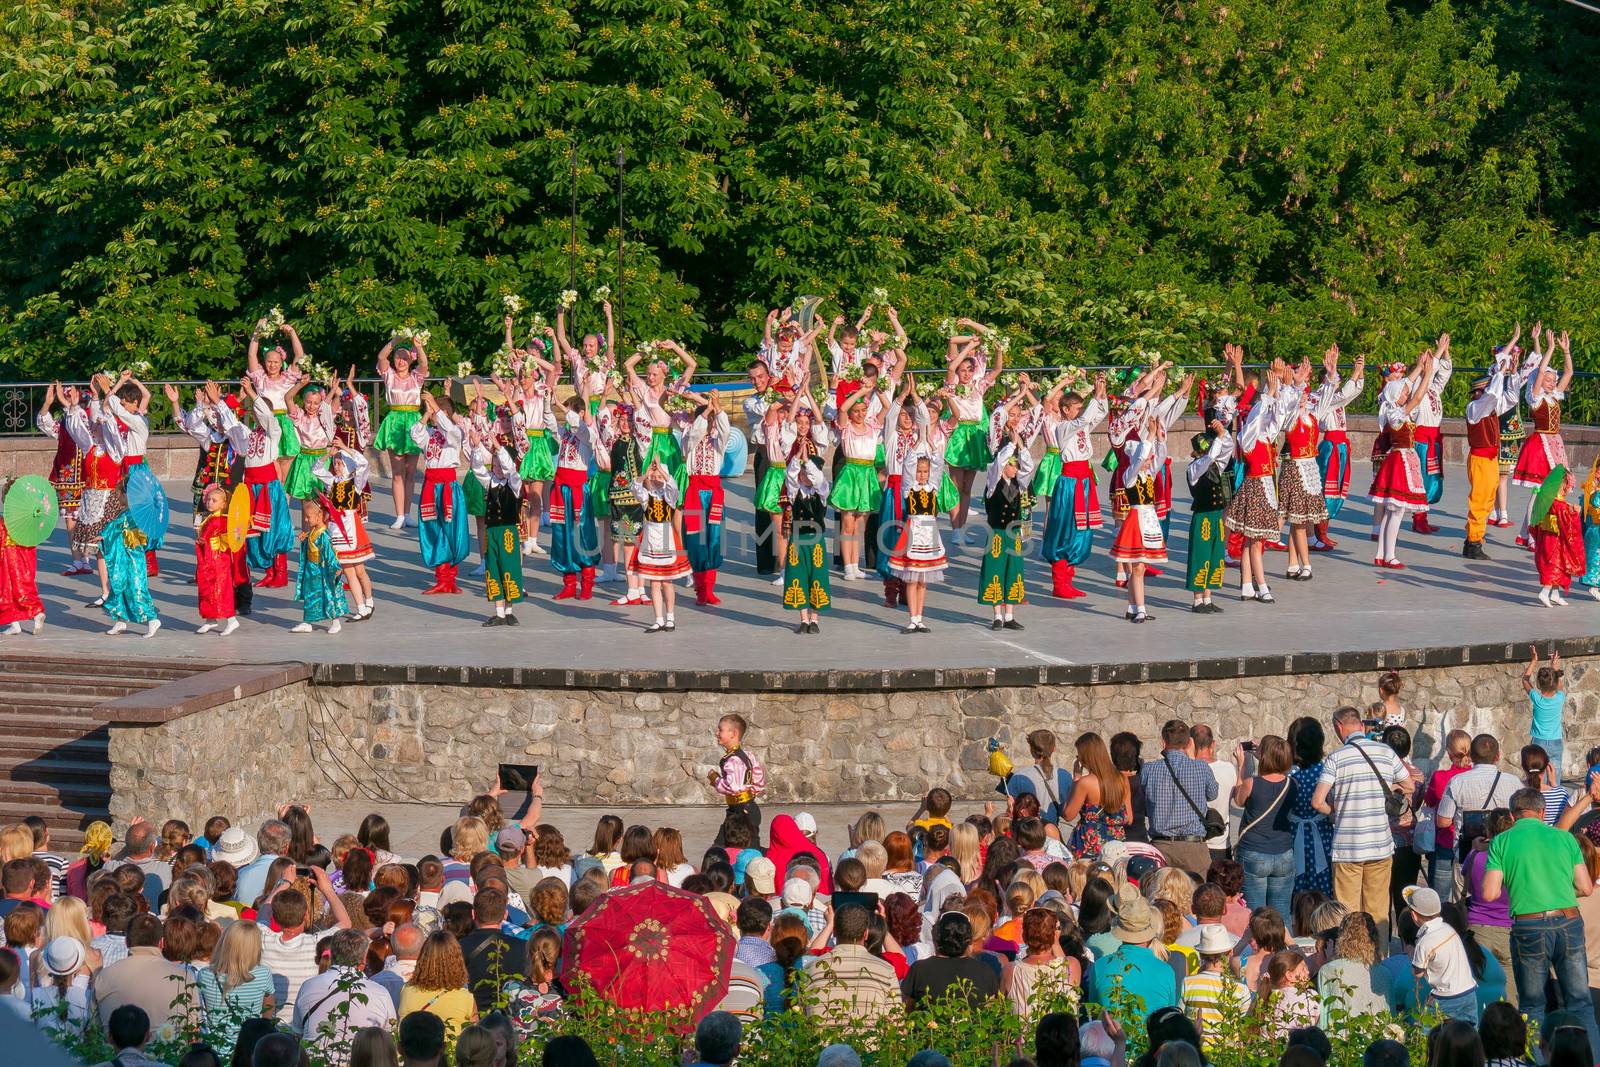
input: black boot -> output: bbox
[1462,540,1490,561]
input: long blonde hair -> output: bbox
[210,915,264,993]
[0,824,33,864]
[951,823,981,884]
[43,897,92,951]
[451,817,489,863]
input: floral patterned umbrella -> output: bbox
[562,880,734,1026]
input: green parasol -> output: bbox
[1532,464,1568,527]
[2,475,59,548]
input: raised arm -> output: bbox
[246,323,265,377]
[376,339,394,377]
[413,337,429,379]
[661,340,697,389]
[1557,331,1575,393]
[283,323,306,367]
[624,347,645,392]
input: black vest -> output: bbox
[1189,462,1233,511]
[486,483,520,527]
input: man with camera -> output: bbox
[1311,706,1411,926]
[1137,718,1220,876]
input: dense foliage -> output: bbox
[0,0,1595,380]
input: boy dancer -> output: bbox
[548,396,600,601]
[1184,420,1234,614]
[683,390,731,605]
[471,426,525,625]
[1462,354,1518,561]
[412,389,470,594]
[783,454,832,633]
[709,714,767,843]
[1311,346,1363,550]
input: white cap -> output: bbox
[782,877,813,907]
[794,812,817,836]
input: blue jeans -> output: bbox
[1535,736,1565,779]
[1428,846,1456,900]
[1238,847,1295,919]
[1511,915,1600,1054]
[1431,988,1479,1023]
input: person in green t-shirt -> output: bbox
[1481,787,1600,1054]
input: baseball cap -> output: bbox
[794,812,817,836]
[1403,885,1441,918]
[744,857,777,896]
[782,877,813,907]
[495,826,527,853]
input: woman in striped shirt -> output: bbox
[196,919,275,1056]
[1522,744,1569,824]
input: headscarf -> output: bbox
[765,814,832,893]
[80,821,113,860]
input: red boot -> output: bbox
[702,569,721,606]
[1060,563,1087,598]
[423,564,450,595]
[445,563,463,593]
[146,550,159,578]
[554,573,578,600]
[255,554,289,588]
[691,571,707,605]
[1144,565,1164,578]
[578,567,596,600]
[1312,521,1336,549]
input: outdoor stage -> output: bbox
[13,463,1600,683]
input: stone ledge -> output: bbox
[309,635,1600,693]
[99,662,312,724]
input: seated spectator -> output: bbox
[1315,912,1392,1025]
[901,913,1000,1010]
[1083,893,1177,1017]
[398,931,476,1037]
[90,913,197,1036]
[802,903,899,1025]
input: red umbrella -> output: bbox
[562,880,735,1026]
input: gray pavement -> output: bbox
[8,462,1594,672]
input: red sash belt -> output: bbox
[548,466,588,524]
[685,474,724,536]
[885,474,904,521]
[1060,460,1103,531]
[420,467,455,523]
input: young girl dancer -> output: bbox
[1312,346,1364,550]
[469,426,525,626]
[0,477,45,635]
[100,486,159,638]
[877,375,926,608]
[292,496,346,633]
[104,372,162,578]
[1111,430,1167,624]
[1579,456,1600,600]
[625,340,698,495]
[683,390,730,605]
[374,334,429,529]
[634,459,692,633]
[889,452,949,633]
[215,379,294,588]
[1278,361,1329,581]
[978,429,1036,631]
[36,384,87,574]
[246,320,306,481]
[412,389,469,595]
[942,328,1004,542]
[508,323,560,556]
[317,441,375,620]
[1532,466,1584,607]
[63,382,120,604]
[1368,351,1435,569]
[331,367,374,517]
[166,383,240,535]
[783,455,832,633]
[1039,374,1109,600]
[558,299,618,573]
[284,380,336,500]
[1223,360,1300,601]
[759,307,822,395]
[606,401,649,607]
[1411,333,1453,535]
[192,483,240,636]
[832,384,885,581]
[1513,329,1574,547]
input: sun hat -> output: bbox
[1113,895,1158,943]
[211,826,258,867]
[42,936,86,977]
[1196,924,1236,955]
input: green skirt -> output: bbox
[756,463,787,513]
[375,408,423,455]
[518,430,558,481]
[282,448,326,500]
[829,460,880,513]
[590,469,613,520]
[274,413,302,460]
[1031,448,1062,499]
[1186,509,1227,591]
[977,530,1027,605]
[642,429,687,495]
[484,524,524,603]
[782,535,832,612]
[461,473,488,518]
[943,421,990,471]
[937,471,960,514]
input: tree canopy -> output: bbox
[0,0,1595,380]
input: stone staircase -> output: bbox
[0,654,208,851]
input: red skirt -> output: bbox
[1512,432,1566,489]
[1369,449,1427,511]
[1534,500,1584,589]
[194,521,236,621]
[0,537,41,625]
[1109,505,1167,565]
[329,507,374,566]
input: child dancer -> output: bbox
[745,362,780,576]
[1223,360,1300,601]
[889,453,949,633]
[1533,466,1584,607]
[1462,354,1518,561]
[292,496,346,633]
[1110,430,1166,623]
[100,488,159,638]
[412,389,470,595]
[63,382,119,604]
[1513,329,1574,547]
[682,390,730,605]
[756,396,793,581]
[832,384,885,581]
[317,441,375,620]
[246,320,307,481]
[167,383,241,532]
[104,372,162,578]
[783,454,832,633]
[1493,326,1537,529]
[36,384,87,574]
[977,429,1036,631]
[1278,361,1328,581]
[549,395,601,601]
[284,379,336,501]
[471,426,525,626]
[877,374,927,608]
[1411,333,1453,534]
[0,477,45,635]
[1312,346,1364,550]
[374,334,428,529]
[1368,351,1434,569]
[1039,374,1109,600]
[1581,457,1600,599]
[941,329,1004,543]
[606,402,649,607]
[216,380,293,588]
[759,307,822,395]
[625,339,698,496]
[331,368,374,512]
[192,482,240,636]
[1184,421,1234,614]
[509,325,559,556]
[634,459,691,633]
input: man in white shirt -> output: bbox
[259,866,352,1022]
[1312,707,1410,926]
[1435,734,1519,901]
[1405,887,1478,1022]
[294,929,397,1055]
[1193,723,1236,863]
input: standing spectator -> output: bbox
[1380,725,1426,923]
[1521,745,1569,825]
[257,866,353,1023]
[232,822,289,905]
[1481,787,1600,1053]
[1062,732,1132,860]
[1138,719,1219,876]
[90,914,196,1036]
[1405,888,1478,1022]
[398,931,477,1036]
[900,913,999,1010]
[1082,893,1178,1016]
[802,903,900,1024]
[111,822,169,912]
[1523,646,1567,776]
[1007,730,1074,826]
[1110,732,1149,842]
[1462,810,1516,1006]
[1232,735,1297,917]
[1193,724,1236,862]
[196,919,274,1057]
[1436,735,1518,901]
[1311,707,1409,925]
[293,929,397,1055]
[1421,730,1473,898]
[1286,717,1334,897]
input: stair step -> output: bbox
[0,715,110,740]
[0,781,114,810]
[1,799,108,836]
[8,735,110,761]
[0,757,111,785]
[2,672,165,698]
[0,657,203,683]
[0,696,110,716]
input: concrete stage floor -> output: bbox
[9,463,1595,677]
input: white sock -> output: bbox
[1301,565,1312,577]
[1003,606,1014,621]
[3,622,20,635]
[1241,582,1255,598]
[328,619,342,633]
[653,615,664,627]
[495,601,506,618]
[1287,564,1301,576]
[144,618,161,638]
[220,617,239,636]
[666,611,675,623]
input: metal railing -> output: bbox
[3,365,1598,436]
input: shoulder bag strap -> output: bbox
[1238,777,1291,841]
[1349,739,1397,795]
[1161,752,1209,824]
